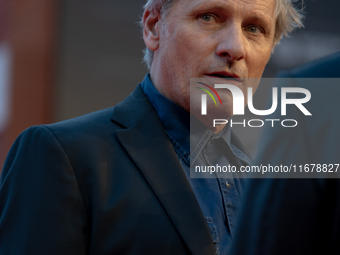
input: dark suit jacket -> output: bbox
[231,52,340,255]
[0,84,247,255]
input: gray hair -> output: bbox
[141,0,304,69]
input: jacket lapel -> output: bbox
[112,85,215,255]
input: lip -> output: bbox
[204,72,243,82]
[203,73,245,89]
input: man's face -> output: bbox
[149,0,276,115]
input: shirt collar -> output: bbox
[190,118,232,167]
[140,74,234,163]
[140,74,191,156]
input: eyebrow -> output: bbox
[190,1,229,16]
[190,1,274,28]
[245,12,273,29]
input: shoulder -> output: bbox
[7,83,156,164]
[4,106,119,163]
[44,106,119,135]
[13,106,120,151]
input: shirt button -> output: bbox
[226,181,231,189]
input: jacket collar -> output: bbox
[111,84,154,128]
[111,84,215,255]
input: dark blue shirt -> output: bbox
[141,74,250,255]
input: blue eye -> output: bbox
[247,26,262,34]
[201,14,213,22]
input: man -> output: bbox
[0,0,302,254]
[231,52,340,255]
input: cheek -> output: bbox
[171,28,209,68]
[248,48,272,76]
[161,34,191,74]
[158,36,195,110]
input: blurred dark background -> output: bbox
[1,0,340,169]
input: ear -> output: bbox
[143,9,161,52]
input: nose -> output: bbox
[215,23,246,62]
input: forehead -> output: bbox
[171,0,276,23]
